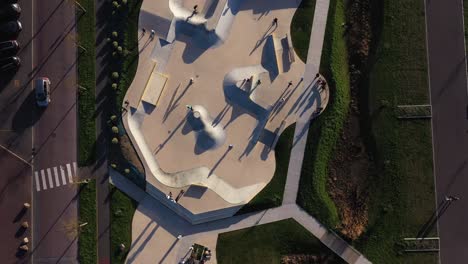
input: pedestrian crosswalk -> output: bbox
[34,162,77,192]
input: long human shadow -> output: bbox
[163,82,192,123]
[208,147,231,176]
[249,22,277,56]
[26,185,83,260]
[154,117,187,155]
[17,0,67,53]
[126,223,160,263]
[212,104,230,127]
[158,238,179,264]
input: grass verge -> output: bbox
[77,0,96,166]
[216,218,345,264]
[110,185,138,264]
[295,0,350,228]
[78,180,97,264]
[355,1,437,262]
[237,124,295,214]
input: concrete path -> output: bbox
[110,170,370,264]
[282,0,330,205]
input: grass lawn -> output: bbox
[355,1,437,262]
[295,0,349,228]
[217,218,345,264]
[110,185,138,264]
[290,0,316,61]
[77,0,96,166]
[78,180,97,264]
[237,124,295,214]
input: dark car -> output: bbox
[0,20,22,37]
[0,56,20,72]
[0,40,19,58]
[0,4,21,20]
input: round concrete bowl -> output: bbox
[186,105,226,151]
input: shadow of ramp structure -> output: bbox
[183,105,227,154]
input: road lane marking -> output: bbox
[66,163,73,183]
[53,167,60,187]
[40,170,47,190]
[34,171,40,191]
[60,165,67,185]
[73,162,77,177]
[47,168,53,188]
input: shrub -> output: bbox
[112,83,118,90]
[112,126,119,134]
[122,0,128,5]
[112,1,119,8]
[117,46,123,54]
[124,168,130,174]
[112,41,118,48]
[112,31,118,38]
[110,115,117,121]
[112,138,119,144]
[111,163,117,169]
[112,72,120,79]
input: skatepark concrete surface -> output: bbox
[122,0,326,221]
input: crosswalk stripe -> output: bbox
[47,168,54,188]
[34,171,41,191]
[53,167,60,187]
[60,165,67,185]
[73,162,77,177]
[41,170,48,190]
[66,163,73,183]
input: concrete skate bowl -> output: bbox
[182,105,226,154]
[125,108,265,204]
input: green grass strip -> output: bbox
[217,218,345,264]
[295,0,349,228]
[110,186,138,264]
[237,124,295,214]
[78,180,97,264]
[77,0,96,166]
[355,1,437,263]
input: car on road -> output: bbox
[0,56,20,72]
[0,4,21,20]
[34,77,51,107]
[0,40,19,58]
[0,20,22,37]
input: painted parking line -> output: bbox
[34,171,40,191]
[40,170,47,190]
[53,167,60,187]
[66,163,73,183]
[47,168,54,188]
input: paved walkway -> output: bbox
[110,170,370,264]
[282,0,330,205]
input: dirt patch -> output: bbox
[281,254,337,264]
[326,0,372,240]
[119,133,145,174]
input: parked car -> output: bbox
[0,4,21,20]
[0,40,19,58]
[0,56,20,72]
[34,77,51,107]
[0,20,22,37]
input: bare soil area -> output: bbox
[281,254,338,264]
[326,0,372,240]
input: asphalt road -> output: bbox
[0,0,34,262]
[425,0,468,263]
[29,0,79,262]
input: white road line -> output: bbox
[66,163,73,183]
[60,165,67,185]
[53,167,60,187]
[34,171,40,191]
[40,170,47,190]
[73,162,77,177]
[47,168,54,188]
